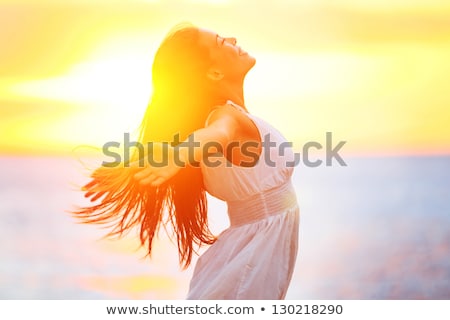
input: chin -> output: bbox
[243,54,256,72]
[246,53,256,65]
[230,55,256,80]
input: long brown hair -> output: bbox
[73,24,225,269]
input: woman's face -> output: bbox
[198,28,256,82]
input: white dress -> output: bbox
[187,101,300,299]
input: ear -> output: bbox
[206,67,224,81]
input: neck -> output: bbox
[220,78,246,110]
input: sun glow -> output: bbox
[1,1,449,156]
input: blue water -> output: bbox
[0,155,449,299]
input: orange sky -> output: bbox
[1,0,450,156]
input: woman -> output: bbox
[76,23,300,299]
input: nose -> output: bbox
[225,37,237,46]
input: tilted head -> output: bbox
[151,23,255,103]
[199,28,256,83]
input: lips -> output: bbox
[238,47,247,56]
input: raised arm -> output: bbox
[133,106,240,187]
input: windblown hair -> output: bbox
[73,24,225,269]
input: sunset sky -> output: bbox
[1,0,449,156]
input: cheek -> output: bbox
[221,49,238,65]
[216,53,239,73]
[211,50,229,66]
[213,48,246,76]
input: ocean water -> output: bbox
[0,155,449,299]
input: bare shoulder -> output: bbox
[205,103,255,131]
[203,103,261,166]
[204,103,240,127]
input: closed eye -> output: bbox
[216,35,226,47]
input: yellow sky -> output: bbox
[1,0,449,156]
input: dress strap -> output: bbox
[226,100,248,113]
